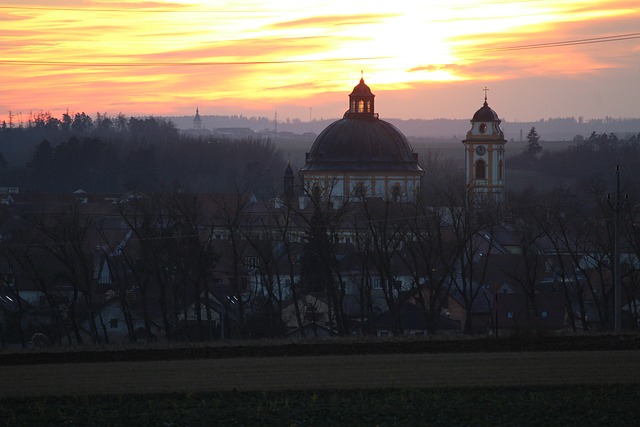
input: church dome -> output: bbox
[302,78,422,173]
[472,100,500,122]
[303,116,422,172]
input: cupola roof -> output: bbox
[350,78,373,96]
[285,161,293,176]
[472,100,500,122]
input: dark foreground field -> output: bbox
[1,385,638,426]
[1,335,639,426]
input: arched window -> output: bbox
[312,184,321,202]
[354,182,366,199]
[391,183,402,202]
[475,159,486,179]
[358,100,365,113]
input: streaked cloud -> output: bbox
[1,0,639,122]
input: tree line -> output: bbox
[0,112,285,199]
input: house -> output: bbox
[448,284,494,335]
[374,302,461,337]
[495,290,565,335]
[80,295,163,344]
[178,283,242,340]
[281,293,337,336]
[212,127,256,140]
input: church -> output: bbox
[299,78,425,207]
[296,78,506,208]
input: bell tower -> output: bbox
[193,107,202,130]
[462,88,507,207]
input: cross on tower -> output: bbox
[483,86,489,101]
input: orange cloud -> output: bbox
[1,1,639,123]
[269,13,393,29]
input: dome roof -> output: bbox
[302,115,422,172]
[472,100,500,122]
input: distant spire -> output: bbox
[193,107,202,129]
[284,157,294,200]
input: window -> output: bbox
[354,182,366,199]
[245,256,258,268]
[507,311,514,319]
[475,159,486,179]
[110,319,118,329]
[312,184,321,202]
[498,159,503,180]
[371,277,382,290]
[391,184,402,202]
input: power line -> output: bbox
[480,32,640,52]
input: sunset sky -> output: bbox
[1,1,639,124]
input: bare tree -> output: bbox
[210,191,254,338]
[270,201,306,335]
[27,201,100,344]
[115,190,179,340]
[401,202,459,334]
[296,181,351,335]
[357,198,408,336]
[525,186,593,332]
[164,191,218,341]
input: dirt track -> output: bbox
[2,350,639,398]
